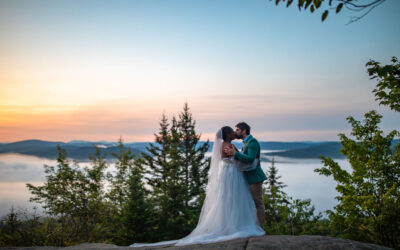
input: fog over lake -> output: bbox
[0,151,351,217]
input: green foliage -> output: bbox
[103,138,153,245]
[0,207,44,246]
[314,57,400,248]
[263,158,329,235]
[107,138,134,209]
[25,145,112,245]
[119,157,153,244]
[315,110,400,248]
[272,0,386,23]
[366,56,400,113]
[177,103,210,227]
[136,103,210,241]
[135,113,184,240]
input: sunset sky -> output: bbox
[0,0,399,142]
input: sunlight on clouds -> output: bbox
[0,93,372,142]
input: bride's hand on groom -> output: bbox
[224,145,236,157]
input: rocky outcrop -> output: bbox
[1,235,393,250]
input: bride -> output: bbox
[130,126,265,247]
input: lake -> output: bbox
[0,152,351,217]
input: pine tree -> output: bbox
[26,146,79,245]
[164,116,187,237]
[265,157,287,197]
[136,113,185,240]
[107,137,135,210]
[263,157,289,232]
[142,113,170,195]
[80,146,109,241]
[119,156,153,244]
[137,104,211,240]
[263,157,324,235]
[177,102,210,230]
[105,138,145,245]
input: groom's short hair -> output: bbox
[236,122,250,135]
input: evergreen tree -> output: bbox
[265,157,287,197]
[263,157,290,233]
[0,206,22,246]
[83,146,109,241]
[107,137,135,210]
[136,113,185,240]
[105,138,138,244]
[142,113,170,196]
[263,157,326,235]
[119,155,153,244]
[263,158,289,231]
[137,104,211,240]
[26,146,80,245]
[163,116,187,237]
[177,102,210,230]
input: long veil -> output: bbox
[130,130,225,247]
[191,129,223,229]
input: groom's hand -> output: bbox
[224,145,236,157]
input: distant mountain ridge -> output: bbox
[0,139,397,160]
[0,139,337,160]
[0,139,142,161]
[262,139,399,159]
[263,142,344,159]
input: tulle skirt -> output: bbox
[130,158,265,247]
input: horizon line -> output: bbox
[0,138,342,144]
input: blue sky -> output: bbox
[0,0,399,142]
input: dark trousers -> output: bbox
[249,181,265,227]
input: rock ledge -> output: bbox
[2,235,393,250]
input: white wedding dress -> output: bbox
[130,129,265,247]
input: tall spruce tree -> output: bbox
[136,113,186,240]
[105,138,152,245]
[119,154,153,244]
[164,116,187,237]
[265,157,287,197]
[84,146,109,240]
[263,157,325,235]
[263,157,290,233]
[107,137,135,211]
[177,102,210,230]
[137,113,171,240]
[137,104,211,240]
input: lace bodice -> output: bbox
[221,157,235,164]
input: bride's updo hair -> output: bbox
[221,126,234,142]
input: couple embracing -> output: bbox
[131,122,267,247]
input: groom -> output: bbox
[224,122,267,227]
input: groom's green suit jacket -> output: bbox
[234,134,267,184]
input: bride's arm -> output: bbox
[221,142,232,158]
